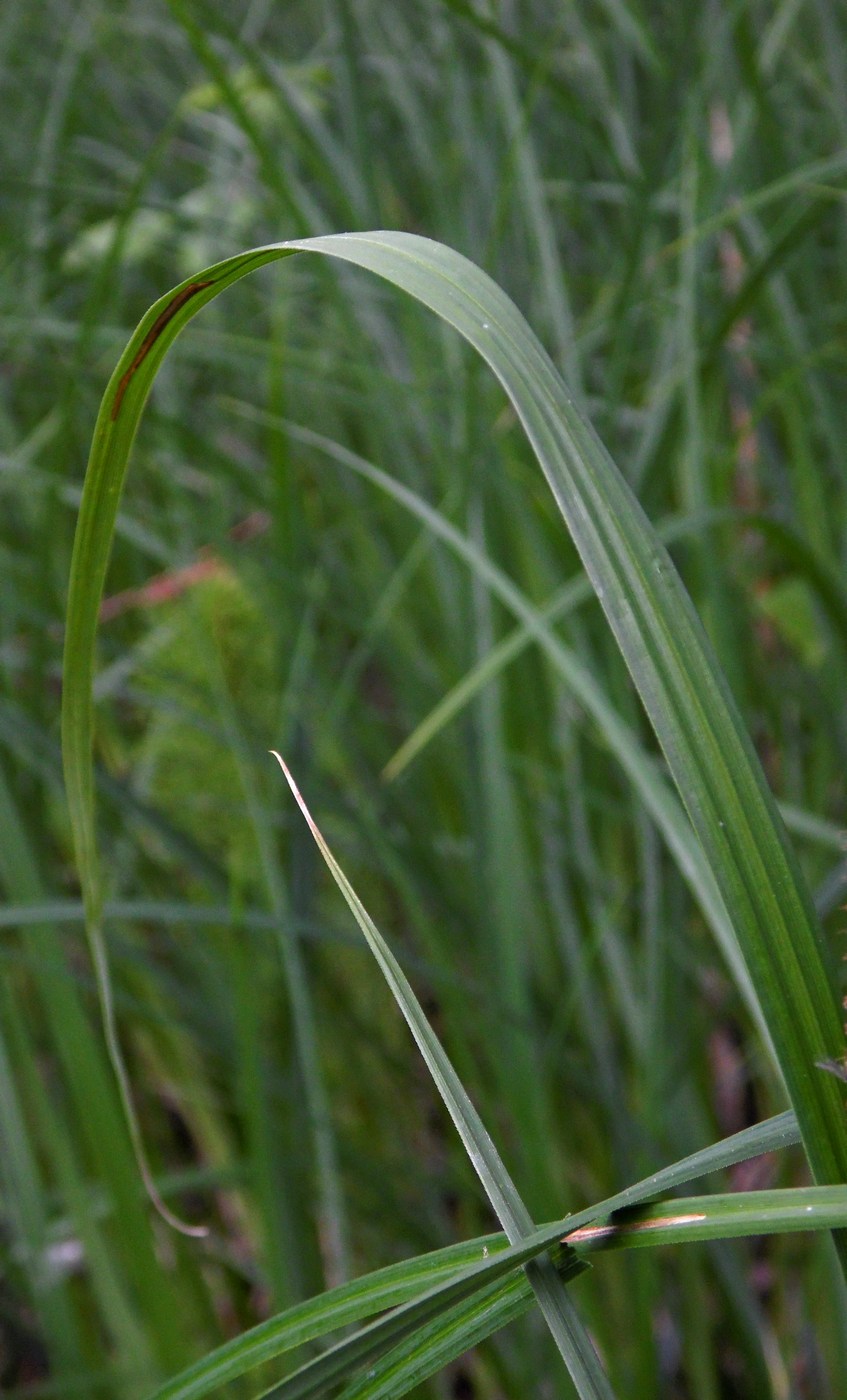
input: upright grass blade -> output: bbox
[62,233,847,1284]
[270,755,611,1397]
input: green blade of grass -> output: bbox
[146,1235,534,1400]
[271,753,610,1397]
[251,1238,583,1400]
[333,1265,559,1400]
[564,1185,847,1253]
[153,1229,587,1400]
[275,232,846,1223]
[62,230,847,1301]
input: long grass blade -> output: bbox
[271,753,610,1395]
[62,231,847,1326]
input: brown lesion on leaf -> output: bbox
[563,1211,707,1247]
[110,279,216,420]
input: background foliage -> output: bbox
[3,0,847,1394]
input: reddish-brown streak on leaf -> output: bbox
[110,280,216,420]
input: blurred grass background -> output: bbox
[3,0,847,1394]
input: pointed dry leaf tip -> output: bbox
[270,750,320,840]
[270,748,298,796]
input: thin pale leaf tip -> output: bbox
[271,750,320,842]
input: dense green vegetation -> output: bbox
[4,1,847,1395]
